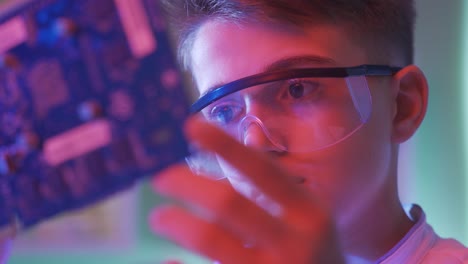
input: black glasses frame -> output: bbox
[191,64,402,113]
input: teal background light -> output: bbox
[403,0,467,244]
[462,0,468,246]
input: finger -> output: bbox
[150,205,260,264]
[184,117,323,221]
[152,164,288,246]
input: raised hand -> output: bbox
[149,117,345,264]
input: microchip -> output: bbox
[0,0,189,229]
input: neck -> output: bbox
[339,177,414,263]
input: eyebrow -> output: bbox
[200,55,336,97]
[262,55,336,72]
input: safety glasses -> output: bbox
[191,65,401,153]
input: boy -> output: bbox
[151,0,468,263]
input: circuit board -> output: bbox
[0,0,189,229]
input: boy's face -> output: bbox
[189,20,399,228]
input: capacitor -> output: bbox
[77,100,103,121]
[0,54,19,69]
[15,131,41,152]
[0,152,17,176]
[52,17,78,37]
[37,17,78,45]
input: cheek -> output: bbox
[336,116,393,208]
[327,80,394,179]
[307,102,394,193]
[306,129,392,223]
[330,102,393,178]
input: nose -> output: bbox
[238,115,285,152]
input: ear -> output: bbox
[391,65,428,143]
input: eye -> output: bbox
[289,82,305,98]
[208,103,242,125]
[286,79,320,100]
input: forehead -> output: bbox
[190,20,368,96]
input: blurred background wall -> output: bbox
[1,0,467,263]
[398,0,467,245]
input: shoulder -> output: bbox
[420,237,468,264]
[379,205,468,264]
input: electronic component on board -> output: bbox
[0,0,189,229]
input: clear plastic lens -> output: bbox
[198,75,371,153]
